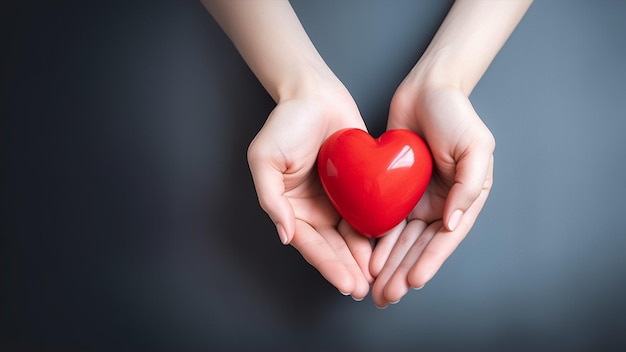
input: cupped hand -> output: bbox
[370,86,495,308]
[247,86,374,299]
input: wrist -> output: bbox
[399,0,533,99]
[399,47,470,100]
[272,60,345,104]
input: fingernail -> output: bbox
[413,284,425,290]
[352,296,364,302]
[276,224,288,245]
[389,299,400,305]
[448,210,463,232]
[339,290,351,296]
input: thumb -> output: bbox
[247,151,296,245]
[444,146,494,232]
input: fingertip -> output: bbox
[446,209,463,232]
[276,223,289,245]
[335,278,356,299]
[412,284,425,290]
[383,277,409,305]
[341,275,372,302]
[369,242,385,278]
[351,292,367,302]
[337,268,372,301]
[369,260,382,280]
[264,197,295,244]
[351,276,371,301]
[408,265,433,290]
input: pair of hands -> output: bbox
[202,0,530,308]
[248,78,495,308]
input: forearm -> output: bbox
[201,0,340,102]
[409,0,533,96]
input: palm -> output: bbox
[407,164,452,224]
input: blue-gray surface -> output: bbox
[2,0,625,351]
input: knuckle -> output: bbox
[246,140,261,164]
[480,130,496,152]
[256,194,270,210]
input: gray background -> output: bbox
[2,0,625,351]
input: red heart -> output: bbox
[317,128,432,238]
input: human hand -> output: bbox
[364,0,531,308]
[247,85,374,300]
[369,85,495,308]
[202,0,375,299]
[204,0,529,305]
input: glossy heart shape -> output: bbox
[317,128,432,238]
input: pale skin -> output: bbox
[201,0,533,306]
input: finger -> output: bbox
[327,224,371,300]
[444,149,494,232]
[290,219,356,296]
[383,221,438,305]
[369,220,405,278]
[339,220,375,286]
[408,189,489,289]
[247,148,296,245]
[371,220,428,308]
